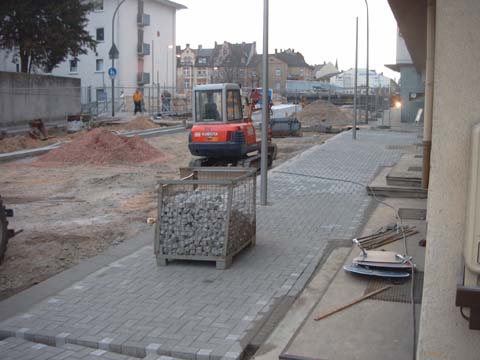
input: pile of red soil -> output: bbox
[38,128,166,165]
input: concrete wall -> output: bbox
[399,65,424,122]
[418,1,480,359]
[396,30,414,64]
[0,72,81,128]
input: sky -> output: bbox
[176,0,399,81]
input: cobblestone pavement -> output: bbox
[0,337,179,360]
[0,130,417,360]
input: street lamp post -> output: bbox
[260,0,269,206]
[353,17,358,140]
[364,0,369,124]
[110,0,126,117]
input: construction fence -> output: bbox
[80,85,192,118]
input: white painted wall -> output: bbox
[0,0,181,100]
[331,69,393,89]
[142,1,176,88]
[314,63,338,80]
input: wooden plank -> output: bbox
[313,286,392,321]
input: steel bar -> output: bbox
[359,229,418,245]
[358,228,416,243]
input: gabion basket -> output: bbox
[154,167,256,269]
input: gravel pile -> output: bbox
[299,100,354,127]
[37,128,166,165]
[122,116,160,131]
[159,190,253,257]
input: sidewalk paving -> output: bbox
[0,129,418,360]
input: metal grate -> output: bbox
[365,272,424,304]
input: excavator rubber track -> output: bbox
[189,143,277,170]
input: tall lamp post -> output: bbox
[364,0,369,123]
[260,0,269,205]
[110,0,127,117]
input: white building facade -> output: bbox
[0,0,186,101]
[331,68,393,91]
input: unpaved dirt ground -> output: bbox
[0,130,333,300]
[0,116,185,154]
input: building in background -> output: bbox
[330,68,395,93]
[313,62,340,82]
[272,49,314,81]
[0,0,186,102]
[386,29,425,123]
[176,41,258,94]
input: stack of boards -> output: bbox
[344,250,413,278]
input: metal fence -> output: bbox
[80,85,193,118]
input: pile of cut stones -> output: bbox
[159,190,253,257]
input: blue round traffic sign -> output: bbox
[108,67,117,78]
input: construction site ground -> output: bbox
[0,126,418,360]
[0,128,332,301]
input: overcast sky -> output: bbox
[176,0,399,80]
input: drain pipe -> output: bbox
[422,0,436,189]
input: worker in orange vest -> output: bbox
[133,88,143,115]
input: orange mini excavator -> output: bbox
[188,83,277,168]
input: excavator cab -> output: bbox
[189,84,276,168]
[192,84,244,124]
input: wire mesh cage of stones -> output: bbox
[155,169,256,260]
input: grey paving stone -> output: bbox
[0,130,416,360]
[0,337,141,360]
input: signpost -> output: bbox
[110,0,126,117]
[108,67,117,79]
[108,44,119,60]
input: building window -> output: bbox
[96,28,104,42]
[93,0,104,11]
[181,56,193,66]
[275,68,281,77]
[96,88,106,102]
[198,57,207,65]
[69,60,78,73]
[275,82,281,90]
[183,67,191,76]
[197,69,206,77]
[184,79,191,89]
[96,59,104,72]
